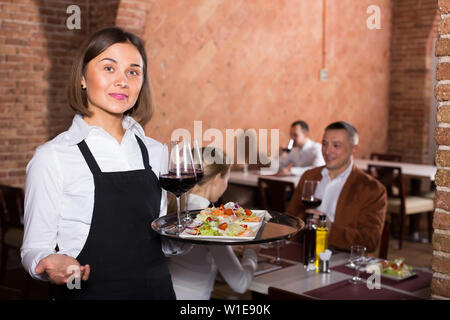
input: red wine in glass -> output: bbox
[301,180,321,209]
[159,173,197,198]
[302,198,322,209]
[159,140,196,234]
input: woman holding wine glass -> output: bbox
[166,148,259,300]
[21,27,180,299]
[159,139,199,234]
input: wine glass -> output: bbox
[301,180,322,209]
[348,245,367,284]
[183,139,203,224]
[269,240,285,265]
[159,140,197,234]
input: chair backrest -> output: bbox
[268,286,317,300]
[257,178,295,212]
[0,185,24,230]
[370,153,402,162]
[367,165,405,202]
[377,220,390,260]
[367,165,402,259]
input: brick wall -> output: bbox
[143,0,392,159]
[388,0,440,164]
[0,0,120,187]
[0,0,394,188]
[432,0,450,300]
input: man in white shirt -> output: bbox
[277,120,325,176]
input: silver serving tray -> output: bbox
[151,209,303,245]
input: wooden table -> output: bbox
[354,159,436,181]
[250,241,431,300]
[229,159,436,188]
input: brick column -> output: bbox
[432,0,450,300]
[388,0,440,164]
[115,0,151,36]
[0,0,122,187]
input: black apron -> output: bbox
[53,134,175,300]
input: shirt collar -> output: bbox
[64,114,145,146]
[321,159,354,181]
[188,193,211,209]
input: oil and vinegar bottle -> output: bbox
[303,213,316,267]
[314,214,328,270]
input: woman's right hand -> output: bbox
[35,254,90,285]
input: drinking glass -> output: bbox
[348,245,367,284]
[301,180,322,209]
[159,140,197,234]
[270,240,284,265]
[183,139,203,224]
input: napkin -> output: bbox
[319,249,332,261]
[306,262,317,271]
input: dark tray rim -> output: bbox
[151,209,304,245]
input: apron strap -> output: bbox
[135,135,152,170]
[77,140,102,175]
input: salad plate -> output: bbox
[151,202,303,245]
[376,258,416,281]
[345,258,416,281]
[179,203,267,240]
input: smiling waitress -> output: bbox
[21,28,177,299]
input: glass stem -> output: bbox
[276,241,281,263]
[185,191,190,218]
[355,266,360,280]
[176,196,182,228]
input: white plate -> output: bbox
[379,271,417,281]
[345,261,417,281]
[179,210,268,241]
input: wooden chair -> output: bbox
[375,220,390,260]
[370,153,402,162]
[0,185,25,283]
[367,165,434,249]
[257,178,295,212]
[268,286,317,300]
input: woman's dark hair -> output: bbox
[67,27,154,126]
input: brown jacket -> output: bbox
[286,165,387,253]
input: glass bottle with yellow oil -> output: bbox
[314,214,328,270]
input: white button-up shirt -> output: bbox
[314,160,354,223]
[21,114,168,281]
[279,138,325,176]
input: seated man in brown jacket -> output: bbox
[286,121,387,253]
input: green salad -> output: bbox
[379,258,414,278]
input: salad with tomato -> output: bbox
[379,258,414,279]
[183,202,262,237]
